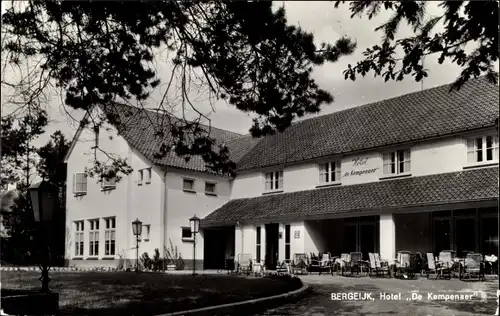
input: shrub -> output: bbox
[164,239,184,270]
[116,250,125,271]
[140,252,152,271]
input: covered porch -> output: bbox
[201,167,498,268]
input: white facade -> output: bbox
[65,106,498,268]
[229,128,499,264]
[64,110,231,268]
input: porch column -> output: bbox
[261,225,266,263]
[235,226,242,257]
[379,214,396,261]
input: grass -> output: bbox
[1,271,302,315]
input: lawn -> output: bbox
[1,271,302,315]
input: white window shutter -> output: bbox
[72,173,76,193]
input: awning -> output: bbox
[202,167,499,227]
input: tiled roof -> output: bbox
[100,103,245,172]
[235,76,499,171]
[202,167,499,226]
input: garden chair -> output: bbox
[320,252,333,274]
[308,252,331,275]
[368,253,378,278]
[276,259,291,275]
[460,253,485,281]
[349,252,363,276]
[426,252,451,279]
[412,252,425,276]
[339,253,351,276]
[438,251,454,279]
[291,253,309,275]
[237,253,252,275]
[374,253,390,278]
[442,250,456,259]
[395,251,414,279]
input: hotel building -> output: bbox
[64,76,499,269]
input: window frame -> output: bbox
[144,168,152,184]
[466,135,499,166]
[88,219,99,257]
[382,149,411,177]
[104,217,116,257]
[101,166,116,190]
[264,170,284,192]
[73,172,88,195]
[142,224,151,242]
[138,170,144,186]
[204,181,217,196]
[181,226,194,242]
[182,178,196,193]
[318,161,342,185]
[74,221,84,257]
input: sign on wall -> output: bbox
[341,154,381,185]
[294,230,300,239]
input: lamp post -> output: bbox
[189,215,200,276]
[28,181,55,293]
[131,218,143,273]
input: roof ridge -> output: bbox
[290,76,486,127]
[109,102,243,138]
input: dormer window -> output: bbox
[319,161,341,184]
[383,149,411,175]
[467,135,499,165]
[264,170,283,191]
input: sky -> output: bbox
[1,1,479,148]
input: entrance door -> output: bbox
[265,224,279,270]
[434,218,452,254]
[455,218,476,255]
[359,223,376,260]
[344,225,357,253]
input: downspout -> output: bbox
[161,169,168,270]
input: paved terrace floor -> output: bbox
[254,275,499,316]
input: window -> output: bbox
[264,170,283,191]
[205,182,216,195]
[73,173,87,194]
[142,224,150,242]
[138,170,143,185]
[285,225,291,261]
[181,227,193,240]
[467,135,499,164]
[183,179,195,192]
[75,221,84,256]
[383,149,411,175]
[104,217,116,256]
[88,219,99,256]
[256,226,261,263]
[101,166,116,189]
[145,168,152,184]
[319,161,341,184]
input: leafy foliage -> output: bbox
[2,1,356,176]
[1,130,68,265]
[165,239,184,270]
[1,110,48,186]
[334,1,499,90]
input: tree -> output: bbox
[1,130,69,265]
[1,109,48,187]
[1,1,356,177]
[334,1,499,91]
